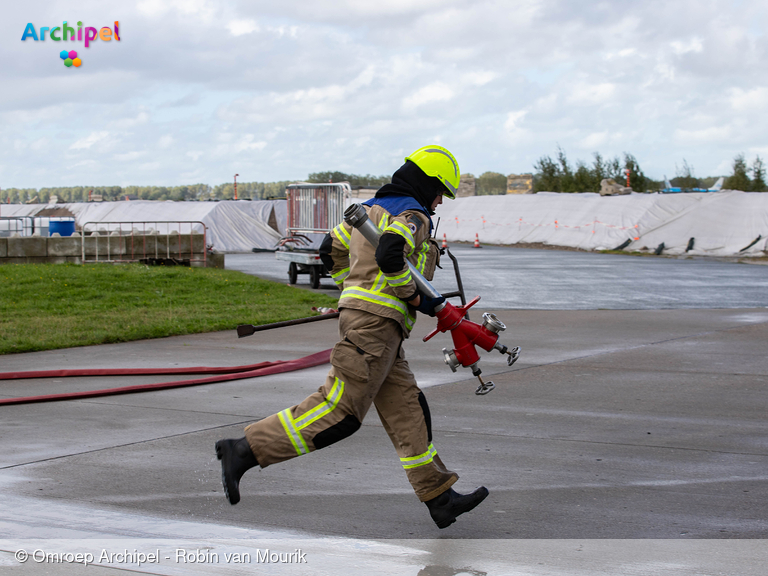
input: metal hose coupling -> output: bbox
[343,204,371,238]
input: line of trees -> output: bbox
[723,154,766,192]
[531,148,767,193]
[532,147,656,193]
[307,171,390,187]
[0,173,388,204]
[2,152,766,205]
[668,156,767,191]
[0,182,294,204]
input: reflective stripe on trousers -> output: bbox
[279,377,345,455]
[400,443,438,469]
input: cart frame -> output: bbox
[276,182,351,288]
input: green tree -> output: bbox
[623,153,648,192]
[476,171,506,195]
[533,154,561,192]
[556,146,578,192]
[591,153,608,190]
[573,161,593,192]
[724,154,752,191]
[671,159,699,190]
[751,156,767,192]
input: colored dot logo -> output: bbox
[59,49,82,68]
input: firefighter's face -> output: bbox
[431,193,443,211]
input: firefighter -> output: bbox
[216,145,488,529]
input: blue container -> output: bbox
[49,220,76,237]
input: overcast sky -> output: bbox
[3,0,767,189]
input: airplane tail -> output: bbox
[664,175,672,189]
[710,177,724,192]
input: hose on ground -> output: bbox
[0,349,331,406]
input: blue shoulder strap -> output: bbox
[362,196,433,234]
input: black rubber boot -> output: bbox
[425,486,489,529]
[215,437,258,505]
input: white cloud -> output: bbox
[137,0,218,19]
[464,71,498,87]
[580,132,609,150]
[29,137,49,151]
[504,111,527,133]
[2,0,768,187]
[70,132,110,150]
[674,126,733,144]
[567,83,616,106]
[234,135,267,153]
[403,82,455,109]
[110,112,150,130]
[729,87,768,112]
[114,151,147,162]
[228,19,260,37]
[671,37,704,55]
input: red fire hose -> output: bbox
[0,349,332,406]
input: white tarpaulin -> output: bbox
[0,200,287,252]
[435,190,768,256]
[4,191,767,255]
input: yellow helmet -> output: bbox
[405,145,460,199]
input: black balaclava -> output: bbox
[375,160,447,215]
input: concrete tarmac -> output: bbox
[227,246,768,309]
[1,305,767,574]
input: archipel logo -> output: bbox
[21,21,121,68]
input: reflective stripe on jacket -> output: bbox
[327,203,439,337]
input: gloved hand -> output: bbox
[415,293,446,317]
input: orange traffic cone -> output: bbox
[473,233,481,248]
[442,233,447,249]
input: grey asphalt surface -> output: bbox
[1,247,767,574]
[230,245,768,309]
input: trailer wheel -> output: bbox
[288,262,298,284]
[309,265,320,289]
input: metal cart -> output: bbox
[276,182,351,289]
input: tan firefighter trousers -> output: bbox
[244,308,458,502]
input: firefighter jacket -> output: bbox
[324,196,441,337]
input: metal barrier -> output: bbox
[80,221,207,266]
[286,183,351,235]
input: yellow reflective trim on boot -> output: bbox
[294,377,345,430]
[279,409,310,456]
[401,443,437,469]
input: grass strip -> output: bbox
[0,263,339,355]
